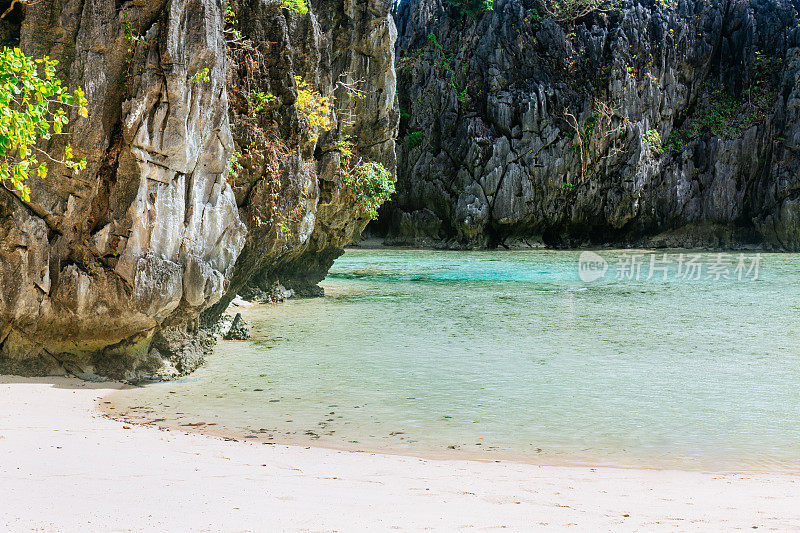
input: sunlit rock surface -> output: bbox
[0,0,397,379]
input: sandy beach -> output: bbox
[1,376,799,532]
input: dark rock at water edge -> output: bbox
[223,314,252,341]
[238,283,295,304]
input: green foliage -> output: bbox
[427,33,444,54]
[701,90,742,134]
[397,49,426,76]
[399,107,412,135]
[584,109,598,138]
[643,128,663,155]
[342,161,395,219]
[228,150,243,180]
[282,0,308,14]
[426,33,472,111]
[123,15,141,55]
[0,47,88,201]
[189,68,210,83]
[452,79,468,106]
[337,135,355,163]
[446,0,494,17]
[225,4,242,41]
[748,51,777,108]
[249,90,276,116]
[294,76,333,141]
[665,55,778,155]
[399,107,411,127]
[407,131,423,149]
[524,8,543,29]
[663,128,688,154]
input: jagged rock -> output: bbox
[239,282,295,304]
[270,284,295,302]
[209,314,235,339]
[0,0,396,378]
[223,313,251,341]
[381,0,800,250]
[203,0,399,320]
[0,0,247,378]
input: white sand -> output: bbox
[2,376,799,532]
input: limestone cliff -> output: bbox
[382,0,800,249]
[204,0,397,314]
[0,0,397,379]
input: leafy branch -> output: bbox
[0,47,88,201]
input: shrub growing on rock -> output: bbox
[447,0,494,17]
[407,131,423,149]
[643,128,663,155]
[0,47,87,201]
[295,75,333,141]
[282,0,308,14]
[343,161,395,219]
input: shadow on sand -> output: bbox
[0,374,131,391]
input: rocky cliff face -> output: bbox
[0,0,397,380]
[383,0,800,249]
[204,0,397,312]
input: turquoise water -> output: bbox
[109,249,800,471]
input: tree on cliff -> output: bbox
[0,46,87,201]
[447,0,494,16]
[538,0,621,22]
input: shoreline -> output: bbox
[99,386,800,476]
[103,271,800,478]
[349,237,785,253]
[3,376,800,531]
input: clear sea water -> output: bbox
[107,249,800,471]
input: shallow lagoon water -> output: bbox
[108,249,800,471]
